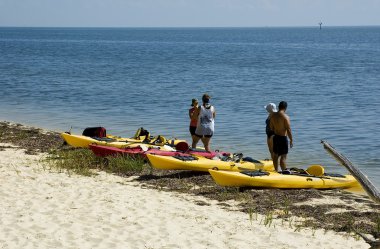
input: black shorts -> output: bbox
[266,131,275,139]
[195,133,213,138]
[273,135,288,155]
[189,126,197,135]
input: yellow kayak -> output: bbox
[61,132,185,149]
[146,154,274,172]
[61,126,152,148]
[209,166,359,189]
[60,133,138,148]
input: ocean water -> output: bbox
[1,27,379,188]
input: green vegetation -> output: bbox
[248,206,258,225]
[263,211,274,227]
[46,148,146,176]
[46,148,96,176]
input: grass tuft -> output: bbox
[104,154,146,175]
[46,148,98,176]
[45,148,145,176]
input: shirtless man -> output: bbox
[269,101,293,172]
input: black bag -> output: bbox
[82,127,107,138]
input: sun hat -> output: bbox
[265,103,277,113]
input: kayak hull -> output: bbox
[208,169,359,189]
[61,133,185,149]
[146,154,274,172]
[61,133,141,148]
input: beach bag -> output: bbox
[82,127,107,138]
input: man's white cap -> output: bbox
[265,103,277,113]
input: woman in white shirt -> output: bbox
[192,93,216,152]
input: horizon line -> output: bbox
[1,24,380,29]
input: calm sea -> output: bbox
[1,27,379,188]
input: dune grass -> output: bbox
[45,148,146,176]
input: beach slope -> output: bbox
[0,144,370,249]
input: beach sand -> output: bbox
[0,143,370,249]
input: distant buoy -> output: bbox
[319,22,322,29]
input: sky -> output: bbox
[0,0,380,27]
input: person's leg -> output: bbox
[272,135,279,171]
[277,135,288,171]
[191,135,197,147]
[192,134,201,148]
[267,135,274,161]
[273,153,279,172]
[279,154,287,171]
[190,126,197,148]
[201,136,211,152]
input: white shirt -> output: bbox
[195,105,215,136]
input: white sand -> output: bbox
[0,145,370,249]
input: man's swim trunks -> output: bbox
[273,135,288,155]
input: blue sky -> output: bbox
[0,0,379,27]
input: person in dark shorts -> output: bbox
[189,98,199,147]
[270,101,293,172]
[264,103,277,161]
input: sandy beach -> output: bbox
[0,142,371,249]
